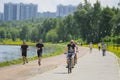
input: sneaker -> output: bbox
[38,61,41,66]
[23,62,25,65]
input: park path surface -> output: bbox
[26,47,120,80]
[0,47,87,80]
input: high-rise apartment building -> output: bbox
[56,4,77,17]
[4,3,38,21]
[4,3,17,21]
[0,12,3,21]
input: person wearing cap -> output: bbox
[20,41,29,65]
[66,40,76,68]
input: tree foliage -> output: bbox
[0,0,120,43]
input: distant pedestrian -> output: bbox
[36,39,44,66]
[21,41,29,65]
[80,42,82,46]
[98,43,101,51]
[102,43,106,56]
[89,42,93,53]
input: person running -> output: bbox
[102,43,106,56]
[89,42,93,53]
[36,39,44,66]
[66,40,76,68]
[98,43,101,51]
[21,41,29,65]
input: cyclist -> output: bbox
[21,41,29,65]
[66,40,76,68]
[36,39,44,66]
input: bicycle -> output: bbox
[74,54,77,65]
[67,56,73,74]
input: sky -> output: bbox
[0,0,119,13]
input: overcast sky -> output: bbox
[0,0,119,13]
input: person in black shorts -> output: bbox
[36,39,44,66]
[21,41,29,65]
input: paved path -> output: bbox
[26,48,120,80]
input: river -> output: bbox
[0,45,54,62]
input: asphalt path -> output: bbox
[26,47,120,80]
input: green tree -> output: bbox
[99,7,115,39]
[20,26,30,40]
[31,27,39,42]
[46,29,58,43]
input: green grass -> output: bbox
[107,46,120,58]
[0,39,35,46]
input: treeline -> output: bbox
[0,0,120,43]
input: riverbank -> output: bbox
[0,39,35,46]
[0,41,66,67]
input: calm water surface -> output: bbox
[0,45,54,62]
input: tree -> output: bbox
[0,28,6,39]
[31,27,39,42]
[20,26,30,40]
[99,7,115,39]
[46,29,58,43]
[111,11,120,36]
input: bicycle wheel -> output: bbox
[68,58,72,74]
[74,54,77,65]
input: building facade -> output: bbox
[3,3,76,21]
[0,12,3,21]
[56,4,77,17]
[4,3,38,21]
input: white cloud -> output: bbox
[0,0,119,13]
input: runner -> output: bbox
[20,41,29,65]
[36,39,44,66]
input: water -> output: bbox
[0,45,54,62]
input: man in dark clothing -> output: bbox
[21,41,29,65]
[66,40,76,68]
[36,39,44,66]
